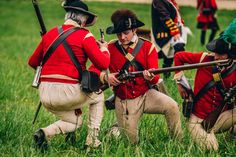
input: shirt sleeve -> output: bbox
[88,64,108,84]
[82,32,110,70]
[174,51,204,76]
[153,0,171,22]
[28,39,44,69]
[88,64,102,75]
[153,0,180,36]
[147,43,160,84]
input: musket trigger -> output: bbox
[123,70,129,80]
[118,70,128,80]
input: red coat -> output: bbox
[28,24,110,84]
[108,39,160,100]
[174,52,236,119]
[196,0,219,30]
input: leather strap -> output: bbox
[58,26,83,81]
[115,39,144,71]
[41,27,80,66]
[212,66,225,96]
[194,63,236,104]
[115,38,152,89]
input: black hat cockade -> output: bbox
[106,9,145,34]
[62,0,97,27]
[206,18,236,58]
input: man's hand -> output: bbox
[97,40,108,49]
[143,69,155,81]
[105,73,121,86]
[173,33,181,42]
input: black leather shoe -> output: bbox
[33,129,48,151]
[65,132,76,146]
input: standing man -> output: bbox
[100,9,182,144]
[28,0,110,150]
[174,19,236,151]
[151,0,186,79]
[196,0,219,45]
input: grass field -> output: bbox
[0,0,236,156]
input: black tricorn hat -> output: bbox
[106,9,145,34]
[62,0,97,27]
[206,18,236,59]
[206,38,236,59]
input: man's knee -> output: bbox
[90,92,104,104]
[187,120,219,151]
[213,109,236,133]
[165,101,180,115]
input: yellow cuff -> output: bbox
[166,19,175,27]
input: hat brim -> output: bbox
[106,20,144,34]
[64,6,97,27]
[206,39,218,52]
[207,38,236,58]
[206,38,227,54]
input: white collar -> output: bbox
[64,19,82,27]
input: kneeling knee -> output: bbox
[167,102,179,113]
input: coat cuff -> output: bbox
[100,46,109,53]
[165,19,180,36]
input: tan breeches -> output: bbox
[38,82,104,138]
[115,89,183,144]
[188,108,236,151]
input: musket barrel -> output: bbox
[32,0,47,36]
[131,59,234,77]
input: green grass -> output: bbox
[0,0,236,156]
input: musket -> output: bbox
[32,0,46,124]
[100,59,235,91]
[32,0,47,36]
[32,101,42,124]
[100,28,105,43]
[201,85,236,132]
[128,59,235,78]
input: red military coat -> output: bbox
[108,38,160,100]
[28,24,110,84]
[174,52,236,119]
[196,0,219,30]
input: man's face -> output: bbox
[117,29,135,45]
[214,53,229,60]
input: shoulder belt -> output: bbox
[115,38,144,71]
[57,26,83,81]
[194,63,236,104]
[42,27,80,66]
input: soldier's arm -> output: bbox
[28,39,44,69]
[153,0,180,36]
